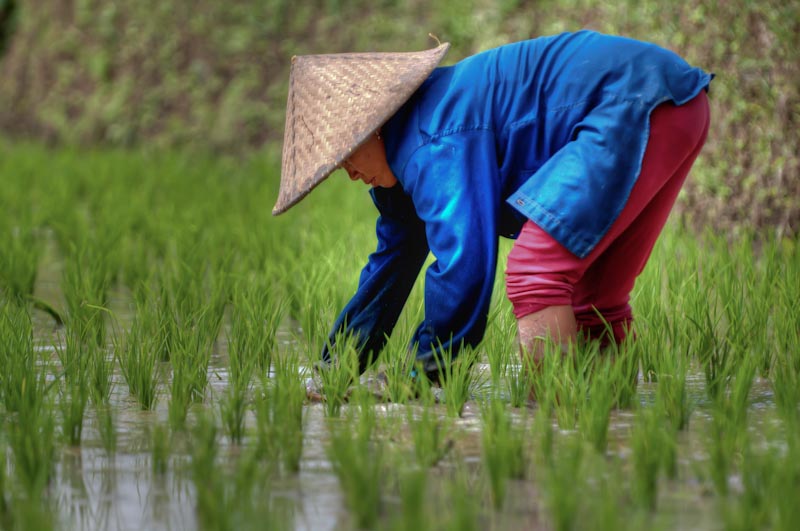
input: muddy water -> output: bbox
[38,349,775,531]
[26,276,777,530]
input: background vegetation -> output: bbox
[0,0,797,237]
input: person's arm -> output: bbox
[402,129,501,375]
[322,184,429,372]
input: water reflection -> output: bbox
[27,309,780,531]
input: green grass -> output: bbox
[0,210,40,302]
[327,393,385,529]
[432,345,482,418]
[479,395,527,509]
[55,325,90,446]
[113,298,162,410]
[406,396,453,468]
[0,141,798,529]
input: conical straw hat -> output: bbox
[272,42,450,215]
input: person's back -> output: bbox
[388,30,711,257]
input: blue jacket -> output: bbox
[323,31,712,373]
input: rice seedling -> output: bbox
[483,304,517,380]
[480,395,527,509]
[482,304,534,407]
[253,350,306,473]
[95,403,117,455]
[406,391,453,468]
[691,308,732,402]
[706,413,737,499]
[190,406,294,530]
[229,279,285,375]
[716,418,800,530]
[189,411,227,528]
[7,393,57,499]
[774,431,800,529]
[316,330,362,417]
[542,433,584,531]
[386,467,430,531]
[704,358,757,499]
[550,347,587,431]
[0,211,40,302]
[732,239,775,377]
[653,348,692,431]
[0,494,56,531]
[431,344,482,418]
[440,467,480,531]
[504,359,535,408]
[220,281,284,444]
[607,338,640,409]
[578,357,616,454]
[579,454,630,531]
[531,399,556,466]
[284,262,341,352]
[156,247,228,364]
[630,405,677,510]
[168,355,196,430]
[155,276,179,362]
[113,301,161,410]
[773,355,800,426]
[168,306,219,428]
[717,355,756,434]
[220,343,255,446]
[772,241,800,376]
[61,241,113,349]
[631,245,674,384]
[721,436,775,531]
[282,234,357,351]
[327,393,385,529]
[88,344,115,406]
[70,300,116,408]
[379,339,418,404]
[0,304,57,493]
[0,302,43,414]
[527,334,565,405]
[219,385,249,446]
[55,324,90,446]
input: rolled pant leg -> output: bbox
[506,91,710,344]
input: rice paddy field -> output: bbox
[0,139,798,530]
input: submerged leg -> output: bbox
[516,304,577,365]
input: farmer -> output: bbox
[273,30,712,384]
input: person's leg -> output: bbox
[517,305,577,362]
[505,220,581,365]
[506,91,710,362]
[570,92,711,344]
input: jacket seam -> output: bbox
[401,126,493,177]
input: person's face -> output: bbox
[342,133,398,188]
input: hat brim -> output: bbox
[272,43,450,215]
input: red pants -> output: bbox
[505,91,710,344]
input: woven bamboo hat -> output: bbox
[272,42,450,215]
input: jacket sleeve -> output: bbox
[322,184,429,371]
[402,129,501,374]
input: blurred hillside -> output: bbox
[0,0,797,235]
